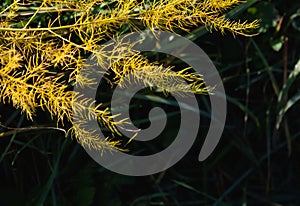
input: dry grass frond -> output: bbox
[0,0,259,152]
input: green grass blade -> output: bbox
[276,59,300,129]
[226,95,260,127]
[35,138,68,206]
[172,180,217,202]
[250,38,280,96]
[214,129,300,205]
[277,91,300,129]
[226,0,260,19]
[0,113,25,163]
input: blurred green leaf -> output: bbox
[291,11,300,31]
[270,35,284,52]
[247,2,280,33]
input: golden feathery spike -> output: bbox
[0,0,259,152]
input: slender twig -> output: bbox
[0,123,66,138]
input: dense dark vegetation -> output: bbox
[1,0,300,205]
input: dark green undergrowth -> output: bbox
[1,0,300,205]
